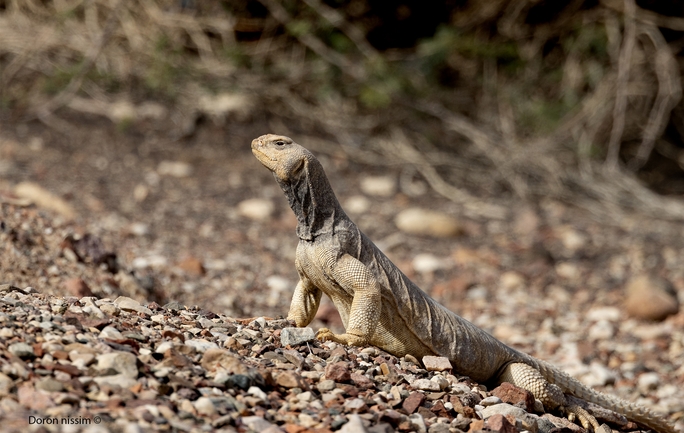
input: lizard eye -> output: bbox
[275,140,285,146]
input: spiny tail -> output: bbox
[533,358,676,433]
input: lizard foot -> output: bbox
[565,403,610,433]
[316,328,367,346]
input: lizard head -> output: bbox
[251,134,310,183]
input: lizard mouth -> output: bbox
[251,147,277,171]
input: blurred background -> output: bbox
[1,2,684,415]
[1,0,684,325]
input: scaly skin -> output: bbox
[251,134,676,433]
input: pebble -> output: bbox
[0,373,13,397]
[114,296,153,315]
[326,362,351,382]
[624,274,679,321]
[637,372,661,392]
[360,175,396,197]
[280,327,315,346]
[99,325,124,340]
[412,378,441,391]
[237,198,275,221]
[479,396,503,406]
[8,342,35,358]
[193,396,216,416]
[422,356,452,371]
[395,208,463,237]
[412,253,452,274]
[340,414,369,433]
[96,351,139,378]
[344,195,371,214]
[157,160,193,177]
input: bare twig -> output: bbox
[257,0,364,79]
[380,130,508,220]
[300,0,378,61]
[33,0,125,120]
[605,0,636,170]
[628,24,682,170]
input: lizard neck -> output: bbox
[276,155,347,241]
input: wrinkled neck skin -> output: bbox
[275,156,348,241]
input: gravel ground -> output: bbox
[0,117,683,432]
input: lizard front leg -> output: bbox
[287,277,322,327]
[317,254,381,347]
[501,363,611,433]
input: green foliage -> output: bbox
[143,35,185,98]
[417,26,523,78]
[286,20,313,38]
[42,62,120,95]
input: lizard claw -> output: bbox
[316,328,367,346]
[565,403,604,432]
[316,328,335,342]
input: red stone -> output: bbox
[491,382,535,412]
[486,414,517,433]
[325,362,351,382]
[402,391,426,414]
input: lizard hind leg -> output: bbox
[500,363,607,432]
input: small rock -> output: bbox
[0,373,13,397]
[18,385,54,410]
[241,416,275,431]
[557,226,587,254]
[351,372,374,389]
[340,414,368,433]
[317,379,336,392]
[114,296,153,315]
[185,339,219,353]
[422,356,452,372]
[402,391,426,413]
[491,382,535,412]
[412,254,451,274]
[157,160,193,177]
[8,342,34,358]
[93,373,138,389]
[266,276,291,307]
[280,327,315,346]
[97,351,138,378]
[64,278,93,297]
[624,275,679,321]
[35,378,64,393]
[344,398,368,411]
[360,176,396,197]
[14,182,76,219]
[177,257,205,276]
[637,372,660,392]
[486,414,518,433]
[479,396,503,406]
[428,423,451,433]
[325,362,351,382]
[430,375,449,390]
[499,271,526,291]
[411,378,440,392]
[481,402,528,420]
[194,396,216,416]
[99,326,124,340]
[395,208,463,238]
[407,413,427,433]
[247,386,268,401]
[588,320,615,341]
[555,262,580,279]
[238,198,275,221]
[200,348,248,373]
[282,349,305,368]
[344,195,371,214]
[275,371,305,388]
